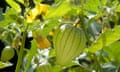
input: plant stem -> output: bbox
[15,24,29,72]
[93,54,102,72]
[116,66,120,72]
[99,0,107,65]
[80,0,91,46]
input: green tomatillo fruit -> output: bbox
[54,24,86,66]
[1,46,15,62]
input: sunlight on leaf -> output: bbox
[0,61,13,69]
[89,26,120,53]
[45,1,71,18]
[6,0,21,12]
[115,5,120,12]
[85,0,107,12]
[85,0,100,12]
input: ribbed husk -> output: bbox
[54,24,86,66]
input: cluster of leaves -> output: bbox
[0,0,120,72]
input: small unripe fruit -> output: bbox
[1,46,15,62]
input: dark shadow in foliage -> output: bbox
[0,33,33,72]
[41,0,55,5]
[0,40,18,72]
[14,0,25,16]
[0,40,5,57]
[0,0,25,16]
[28,0,35,9]
[25,35,33,49]
[0,0,10,13]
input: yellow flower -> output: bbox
[27,4,49,23]
[34,35,51,49]
[32,30,51,50]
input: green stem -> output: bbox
[93,54,102,72]
[15,48,19,56]
[116,66,120,72]
[15,24,29,72]
[80,0,91,46]
[99,0,107,65]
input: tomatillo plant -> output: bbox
[15,2,49,72]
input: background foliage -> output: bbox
[0,0,120,72]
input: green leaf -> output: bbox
[5,0,21,12]
[101,0,107,6]
[48,49,55,58]
[85,0,100,12]
[85,0,107,12]
[24,40,38,72]
[0,8,18,27]
[66,6,81,16]
[89,26,120,53]
[115,5,120,12]
[40,18,59,36]
[104,41,120,64]
[45,1,71,18]
[0,61,13,69]
[51,65,62,72]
